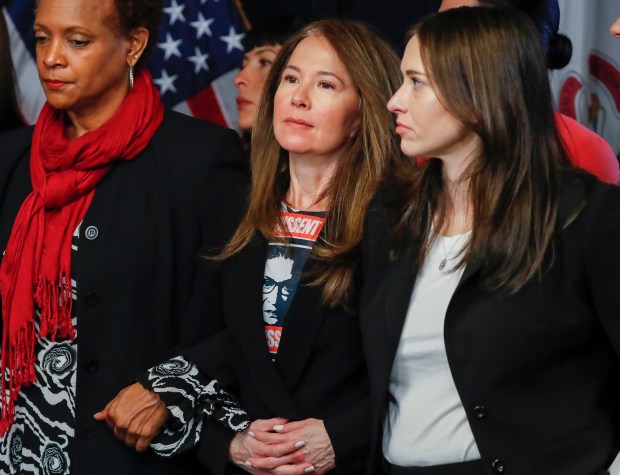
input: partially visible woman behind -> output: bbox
[362,7,620,475]
[0,0,246,473]
[439,0,620,184]
[98,18,402,475]
[234,15,305,151]
[612,16,620,37]
[0,12,24,132]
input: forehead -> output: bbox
[438,0,480,11]
[246,44,281,57]
[402,36,423,69]
[35,0,118,31]
[287,35,348,77]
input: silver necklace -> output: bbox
[439,234,467,271]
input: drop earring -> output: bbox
[129,64,134,90]
[129,54,138,90]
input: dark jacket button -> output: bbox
[84,359,99,372]
[85,292,100,306]
[84,226,99,240]
[473,405,487,420]
[491,459,505,473]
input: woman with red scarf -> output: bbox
[0,0,247,474]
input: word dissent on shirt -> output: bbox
[274,212,326,241]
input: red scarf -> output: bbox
[0,69,164,433]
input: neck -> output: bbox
[64,85,129,140]
[285,153,338,211]
[437,137,480,235]
[438,176,472,236]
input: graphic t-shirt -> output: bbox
[263,207,326,359]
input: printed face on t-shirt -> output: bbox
[263,254,294,325]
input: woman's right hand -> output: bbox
[94,381,168,452]
[229,418,316,474]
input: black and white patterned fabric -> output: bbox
[140,356,250,457]
[0,225,81,475]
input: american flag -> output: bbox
[2,0,247,129]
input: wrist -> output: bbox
[228,431,246,462]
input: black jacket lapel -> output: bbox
[384,245,418,361]
[224,236,301,418]
[274,259,327,390]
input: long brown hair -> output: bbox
[220,19,401,310]
[392,7,572,293]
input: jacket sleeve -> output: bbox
[0,126,35,338]
[323,397,372,475]
[161,111,249,352]
[178,178,249,352]
[181,330,242,473]
[140,354,249,458]
[583,182,620,351]
[319,197,386,475]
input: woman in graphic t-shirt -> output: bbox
[98,18,402,475]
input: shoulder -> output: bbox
[362,192,396,273]
[559,171,620,233]
[364,189,401,238]
[365,193,391,237]
[0,125,34,161]
[155,109,242,149]
[555,112,619,184]
[150,109,249,185]
[0,124,34,145]
[555,112,607,148]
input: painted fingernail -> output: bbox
[245,461,253,467]
[273,424,284,431]
[294,441,306,448]
[248,431,255,438]
[304,467,315,473]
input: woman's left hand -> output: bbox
[94,382,168,452]
[248,418,335,474]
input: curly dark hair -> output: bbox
[112,0,163,64]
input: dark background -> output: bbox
[238,0,441,53]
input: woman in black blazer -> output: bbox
[0,0,247,473]
[361,7,620,475]
[99,19,402,475]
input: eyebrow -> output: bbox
[284,64,345,83]
[255,46,279,55]
[33,23,94,36]
[405,69,427,77]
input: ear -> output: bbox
[349,117,361,139]
[126,27,150,67]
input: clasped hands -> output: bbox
[229,417,335,475]
[94,382,336,474]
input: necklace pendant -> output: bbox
[439,258,447,271]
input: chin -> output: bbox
[400,143,425,159]
[237,113,254,131]
[44,98,74,111]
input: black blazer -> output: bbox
[0,110,248,475]
[182,208,371,475]
[360,172,620,475]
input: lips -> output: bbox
[236,97,252,109]
[45,80,68,90]
[395,121,412,135]
[283,117,313,128]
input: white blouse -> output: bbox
[383,232,481,466]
